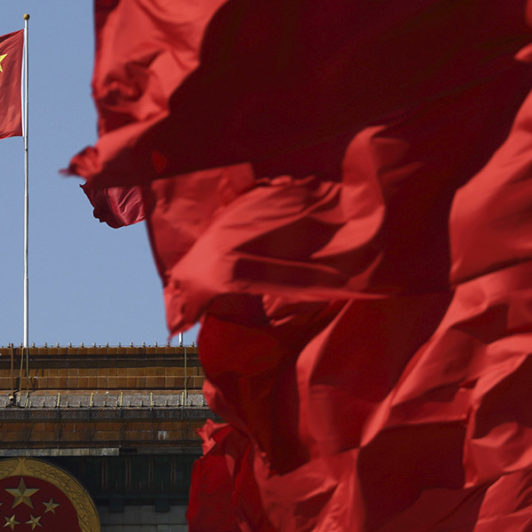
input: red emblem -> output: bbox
[0,459,100,531]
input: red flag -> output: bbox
[186,420,274,532]
[186,422,238,532]
[66,0,228,226]
[0,29,23,139]
[69,1,532,530]
[81,181,145,228]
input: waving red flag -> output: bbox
[0,29,23,139]
[67,0,227,227]
[69,1,532,530]
[81,180,145,228]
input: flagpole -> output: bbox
[23,13,29,351]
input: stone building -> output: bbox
[0,344,214,531]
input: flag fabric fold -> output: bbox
[67,0,229,226]
[187,420,275,532]
[69,1,532,530]
[0,29,23,140]
[81,181,145,228]
[72,0,226,227]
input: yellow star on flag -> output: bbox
[3,515,19,531]
[26,515,42,530]
[43,498,59,514]
[5,477,39,508]
[0,53,7,73]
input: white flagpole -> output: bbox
[23,14,29,350]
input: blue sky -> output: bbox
[0,2,198,347]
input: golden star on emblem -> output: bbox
[43,498,59,514]
[0,54,7,73]
[5,477,39,509]
[26,515,42,530]
[3,515,19,530]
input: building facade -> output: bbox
[0,345,214,531]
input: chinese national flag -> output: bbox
[69,1,532,530]
[0,29,23,139]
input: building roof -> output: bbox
[0,344,215,453]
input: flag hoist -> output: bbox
[22,13,30,384]
[23,14,29,352]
